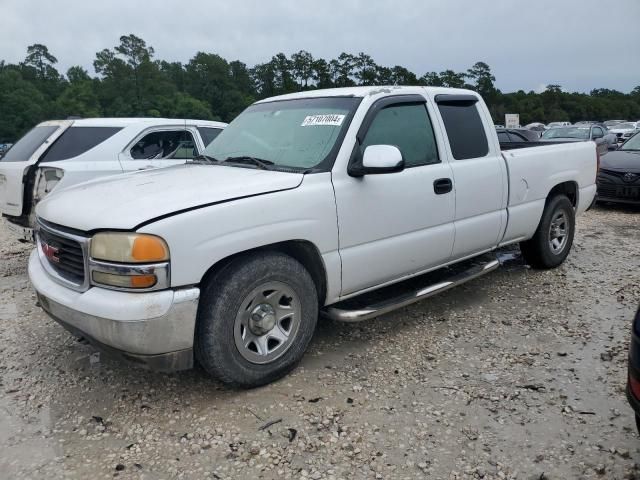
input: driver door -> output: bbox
[332,95,456,296]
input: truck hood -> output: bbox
[36,164,304,231]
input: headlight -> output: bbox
[89,233,170,291]
[91,232,169,263]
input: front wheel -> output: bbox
[195,251,318,388]
[520,195,575,269]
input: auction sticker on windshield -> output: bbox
[301,114,346,127]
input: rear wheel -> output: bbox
[195,251,318,388]
[520,195,575,269]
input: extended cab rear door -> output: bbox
[432,93,508,259]
[0,120,72,217]
[332,93,456,296]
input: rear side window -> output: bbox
[437,103,489,160]
[197,127,223,147]
[39,127,122,162]
[362,104,439,167]
[1,126,59,162]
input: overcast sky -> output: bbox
[1,0,639,93]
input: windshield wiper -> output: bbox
[222,156,275,170]
[189,154,222,165]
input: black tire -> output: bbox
[520,194,575,269]
[636,414,640,437]
[195,251,318,388]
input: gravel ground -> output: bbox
[1,205,640,480]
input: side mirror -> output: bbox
[349,145,404,176]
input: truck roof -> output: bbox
[38,118,227,128]
[255,85,479,103]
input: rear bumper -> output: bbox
[28,250,200,371]
[577,184,597,215]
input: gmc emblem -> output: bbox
[41,241,60,263]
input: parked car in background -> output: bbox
[540,125,609,156]
[608,122,640,143]
[494,124,505,129]
[604,120,626,128]
[525,122,546,133]
[547,121,572,128]
[496,128,540,143]
[600,125,619,150]
[596,132,640,205]
[28,86,597,387]
[0,118,227,240]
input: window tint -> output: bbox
[592,127,604,137]
[1,125,58,162]
[197,127,223,147]
[130,130,196,160]
[39,127,122,162]
[508,132,527,142]
[361,104,439,167]
[497,131,510,143]
[437,103,489,160]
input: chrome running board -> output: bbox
[323,254,500,322]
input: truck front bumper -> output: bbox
[28,251,200,372]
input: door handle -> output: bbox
[137,165,155,170]
[433,178,453,195]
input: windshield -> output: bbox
[542,127,589,140]
[204,97,361,171]
[1,125,59,162]
[614,123,636,130]
[621,133,640,151]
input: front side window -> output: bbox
[361,104,439,167]
[40,127,122,162]
[1,125,59,162]
[437,103,489,160]
[197,127,223,147]
[130,130,196,160]
[204,97,361,171]
[592,127,604,138]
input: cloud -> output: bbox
[1,0,639,93]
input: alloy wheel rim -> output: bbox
[548,210,569,255]
[233,281,301,364]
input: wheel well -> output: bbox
[547,181,577,207]
[199,240,328,304]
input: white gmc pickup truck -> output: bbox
[28,86,598,387]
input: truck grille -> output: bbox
[37,223,87,288]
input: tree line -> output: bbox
[1,34,639,142]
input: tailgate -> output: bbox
[0,121,72,216]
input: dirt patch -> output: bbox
[1,206,639,479]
